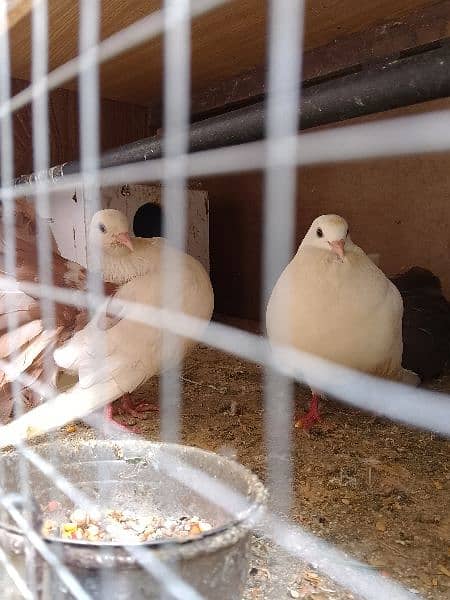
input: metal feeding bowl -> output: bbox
[0,439,266,599]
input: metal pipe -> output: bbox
[17,41,450,180]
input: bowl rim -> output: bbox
[0,439,267,564]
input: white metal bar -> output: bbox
[0,544,33,600]
[30,12,58,587]
[1,1,39,596]
[31,0,55,343]
[160,0,191,443]
[262,0,305,520]
[0,0,20,417]
[79,0,102,266]
[262,3,305,594]
[77,5,112,600]
[78,0,108,442]
[30,0,57,516]
[0,492,93,600]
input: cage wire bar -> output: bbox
[0,542,33,600]
[29,3,64,595]
[262,0,304,519]
[77,1,113,597]
[160,0,191,444]
[1,0,39,597]
[31,0,54,372]
[0,0,449,599]
[0,491,92,600]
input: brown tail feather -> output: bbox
[0,197,120,424]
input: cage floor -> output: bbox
[48,342,450,600]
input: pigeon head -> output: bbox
[89,209,134,255]
[301,214,351,260]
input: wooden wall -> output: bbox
[207,98,450,322]
[12,78,151,178]
[9,78,450,325]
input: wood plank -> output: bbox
[303,0,450,82]
[207,97,450,321]
[187,0,450,120]
[12,78,151,178]
[5,0,32,31]
[8,0,439,106]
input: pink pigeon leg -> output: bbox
[294,392,321,430]
[119,394,159,418]
[103,402,140,433]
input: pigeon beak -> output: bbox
[114,232,134,251]
[329,239,345,259]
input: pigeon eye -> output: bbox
[316,228,323,238]
[98,223,106,233]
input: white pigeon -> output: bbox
[266,214,419,430]
[89,208,165,284]
[86,208,216,426]
[0,238,214,446]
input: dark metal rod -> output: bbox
[18,41,450,180]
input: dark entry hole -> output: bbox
[133,202,163,238]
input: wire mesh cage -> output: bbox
[0,0,449,599]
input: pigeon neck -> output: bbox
[101,249,147,285]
